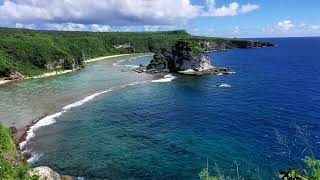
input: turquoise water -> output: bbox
[2,38,320,179]
[0,54,153,128]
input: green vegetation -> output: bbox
[0,27,254,78]
[199,168,217,180]
[279,157,320,180]
[0,123,37,180]
[174,40,205,56]
[198,156,320,180]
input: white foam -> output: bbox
[216,73,223,76]
[27,152,42,164]
[124,64,139,68]
[113,54,151,67]
[20,112,63,149]
[19,80,151,163]
[63,90,112,110]
[218,83,232,88]
[21,89,114,150]
[151,74,176,83]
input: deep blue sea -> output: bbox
[12,38,320,179]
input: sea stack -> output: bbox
[146,40,232,75]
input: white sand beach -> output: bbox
[0,54,134,85]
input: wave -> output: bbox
[112,54,151,67]
[63,90,112,110]
[217,83,232,88]
[151,74,176,83]
[27,152,42,164]
[19,112,63,149]
[19,80,150,160]
[123,64,140,68]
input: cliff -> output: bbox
[0,123,72,180]
[0,123,36,179]
[146,40,232,75]
[198,39,274,51]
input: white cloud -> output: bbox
[231,26,240,34]
[90,25,112,32]
[210,2,240,16]
[15,23,36,29]
[310,25,320,31]
[14,22,112,32]
[254,20,320,37]
[143,25,178,32]
[277,20,295,31]
[205,1,259,17]
[0,0,202,26]
[0,0,259,28]
[240,4,259,13]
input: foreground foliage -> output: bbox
[279,157,320,180]
[199,168,218,180]
[0,123,37,180]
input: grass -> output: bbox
[0,123,38,180]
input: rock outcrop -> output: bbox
[29,166,74,180]
[199,39,274,51]
[146,40,232,75]
[4,71,26,80]
[30,166,62,180]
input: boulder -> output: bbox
[30,166,61,180]
[4,71,25,80]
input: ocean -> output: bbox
[1,38,320,179]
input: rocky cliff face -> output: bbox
[147,41,213,73]
[199,40,274,51]
[145,39,273,75]
[146,40,230,75]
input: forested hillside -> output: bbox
[0,28,271,78]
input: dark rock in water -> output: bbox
[145,39,273,75]
[179,67,232,75]
[23,151,32,160]
[170,41,212,71]
[133,64,147,73]
[147,52,168,71]
[147,40,232,75]
[61,175,74,180]
[9,126,18,134]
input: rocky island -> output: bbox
[136,40,270,75]
[134,40,274,75]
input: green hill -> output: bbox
[0,28,269,78]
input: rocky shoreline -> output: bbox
[134,41,233,76]
[134,40,273,76]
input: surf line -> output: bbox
[18,80,151,154]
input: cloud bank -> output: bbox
[0,0,259,30]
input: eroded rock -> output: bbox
[29,166,61,180]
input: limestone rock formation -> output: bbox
[146,40,232,75]
[4,71,26,80]
[29,166,62,180]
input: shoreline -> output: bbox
[16,80,153,160]
[12,53,150,144]
[0,53,136,85]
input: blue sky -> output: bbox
[0,0,319,37]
